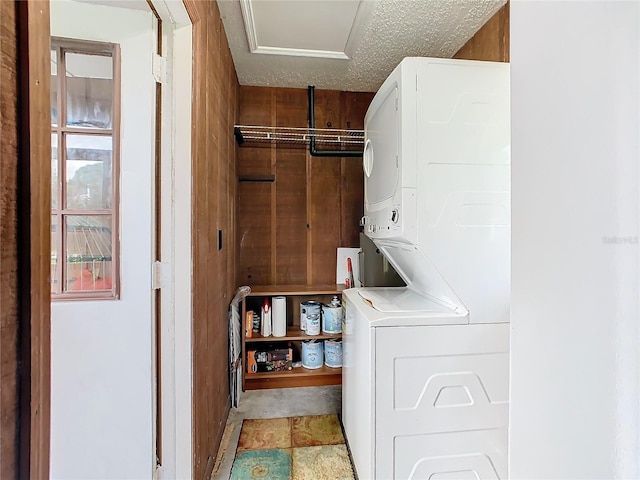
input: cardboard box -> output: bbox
[247,345,293,373]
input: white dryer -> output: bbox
[342,57,510,480]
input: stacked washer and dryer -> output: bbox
[342,57,511,480]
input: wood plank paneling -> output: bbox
[237,86,274,177]
[222,18,233,285]
[238,182,272,284]
[225,30,238,309]
[185,1,238,478]
[340,156,365,248]
[454,2,510,62]
[308,153,342,285]
[204,8,219,467]
[0,1,52,478]
[1,3,21,477]
[17,2,51,479]
[308,89,343,285]
[236,87,372,288]
[275,148,307,284]
[342,92,373,131]
[189,2,206,475]
[275,88,307,284]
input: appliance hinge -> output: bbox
[152,260,169,290]
[152,54,167,84]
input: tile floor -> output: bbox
[213,385,343,479]
[231,414,354,479]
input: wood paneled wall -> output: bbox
[1,3,21,477]
[183,1,238,479]
[454,1,510,62]
[236,87,374,287]
[1,1,51,478]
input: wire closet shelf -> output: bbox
[234,125,365,147]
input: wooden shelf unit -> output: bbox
[246,328,342,342]
[244,366,342,390]
[241,285,344,390]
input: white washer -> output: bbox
[342,287,509,480]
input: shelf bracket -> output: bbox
[234,126,244,145]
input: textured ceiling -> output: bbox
[218,0,507,92]
[72,0,150,11]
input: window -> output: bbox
[50,39,120,299]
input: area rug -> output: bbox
[230,414,355,480]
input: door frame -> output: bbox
[147,1,193,479]
[16,1,52,478]
[3,0,193,478]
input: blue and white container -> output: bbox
[322,296,343,334]
[302,339,323,369]
[300,300,321,333]
[324,339,342,368]
[303,301,322,335]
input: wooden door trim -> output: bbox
[16,1,51,478]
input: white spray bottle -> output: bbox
[261,297,272,337]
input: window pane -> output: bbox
[65,134,112,210]
[52,133,58,209]
[65,215,112,292]
[51,49,58,126]
[65,52,113,129]
[51,215,58,294]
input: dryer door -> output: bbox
[364,85,399,209]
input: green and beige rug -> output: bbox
[230,414,355,480]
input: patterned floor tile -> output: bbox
[230,448,292,480]
[237,418,292,451]
[291,414,345,447]
[291,445,355,480]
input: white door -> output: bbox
[50,2,156,478]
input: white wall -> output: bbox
[510,1,639,478]
[50,2,155,478]
[171,23,194,480]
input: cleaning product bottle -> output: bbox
[261,297,272,337]
[347,257,355,288]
